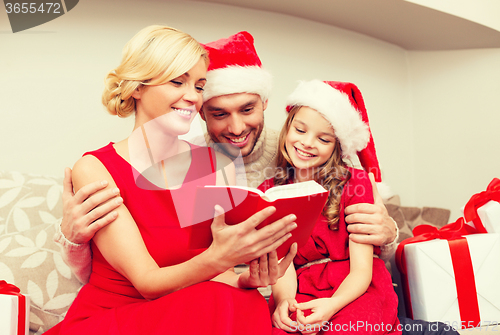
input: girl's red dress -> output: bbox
[261,168,401,335]
[45,142,271,335]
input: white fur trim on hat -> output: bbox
[203,66,272,102]
[286,80,370,159]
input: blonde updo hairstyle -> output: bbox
[102,25,208,117]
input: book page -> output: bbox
[204,185,265,197]
[264,180,327,202]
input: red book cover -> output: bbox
[188,180,329,260]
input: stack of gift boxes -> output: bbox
[0,280,30,335]
[396,178,500,330]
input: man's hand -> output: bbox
[238,244,297,289]
[344,173,397,247]
[61,167,122,244]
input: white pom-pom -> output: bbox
[376,182,394,201]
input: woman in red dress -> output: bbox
[45,25,297,335]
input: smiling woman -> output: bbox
[43,25,298,335]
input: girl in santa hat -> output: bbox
[262,80,400,335]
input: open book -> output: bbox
[188,180,329,260]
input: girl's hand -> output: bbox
[295,298,340,335]
[272,298,298,332]
[208,205,297,271]
[238,244,297,289]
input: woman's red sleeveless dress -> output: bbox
[46,143,271,335]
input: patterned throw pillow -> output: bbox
[0,171,82,334]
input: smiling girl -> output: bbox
[262,80,400,335]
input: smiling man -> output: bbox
[195,31,279,188]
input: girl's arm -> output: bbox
[271,262,299,332]
[295,240,373,334]
[328,239,373,307]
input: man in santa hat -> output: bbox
[197,31,398,258]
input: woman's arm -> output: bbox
[295,240,373,334]
[73,155,228,299]
[73,155,297,300]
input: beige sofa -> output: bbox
[0,170,81,334]
[0,169,495,334]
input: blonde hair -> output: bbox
[102,25,208,117]
[274,106,350,230]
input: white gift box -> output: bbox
[0,293,30,335]
[477,201,500,233]
[404,233,500,328]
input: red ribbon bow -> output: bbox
[463,178,500,233]
[395,219,483,328]
[395,217,478,274]
[0,280,27,335]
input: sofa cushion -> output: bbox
[0,170,82,334]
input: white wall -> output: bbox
[407,49,500,220]
[1,0,497,221]
[406,0,500,32]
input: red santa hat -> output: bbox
[286,80,382,182]
[201,31,272,102]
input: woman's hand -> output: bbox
[207,205,297,271]
[238,244,297,289]
[61,167,122,244]
[272,298,299,332]
[294,298,340,335]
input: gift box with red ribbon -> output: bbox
[0,281,30,335]
[396,220,500,329]
[464,178,500,233]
